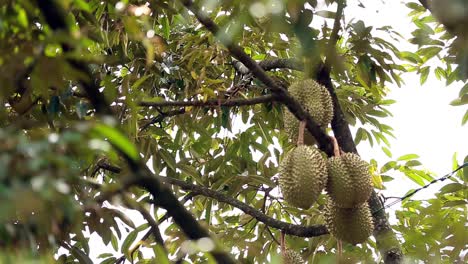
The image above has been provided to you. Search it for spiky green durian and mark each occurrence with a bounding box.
[283,79,334,145]
[326,152,373,208]
[282,249,304,264]
[278,145,328,209]
[324,199,374,245]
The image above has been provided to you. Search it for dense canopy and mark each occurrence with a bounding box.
[0,0,467,263]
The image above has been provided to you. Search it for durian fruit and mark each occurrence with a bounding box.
[283,79,334,145]
[326,152,373,208]
[324,199,374,245]
[278,145,327,209]
[282,249,304,264]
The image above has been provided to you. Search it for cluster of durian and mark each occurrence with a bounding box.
[324,152,374,245]
[279,79,374,247]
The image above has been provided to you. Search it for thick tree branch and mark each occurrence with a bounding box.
[180,0,334,157]
[96,162,328,237]
[156,176,328,238]
[37,2,235,263]
[233,59,303,74]
[139,95,274,108]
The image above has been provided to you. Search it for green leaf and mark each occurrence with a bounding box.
[97,253,113,259]
[405,160,422,167]
[162,17,171,40]
[131,74,152,90]
[464,155,468,181]
[111,234,119,251]
[153,245,171,264]
[93,123,139,161]
[381,161,397,173]
[73,0,91,12]
[121,229,139,255]
[443,200,467,208]
[439,183,465,194]
[397,154,420,161]
[315,10,336,19]
[405,2,425,11]
[16,6,28,27]
[354,128,365,145]
[100,257,117,264]
[405,171,425,186]
[179,163,202,181]
[159,149,177,172]
[420,66,430,85]
[382,146,392,158]
[70,246,93,264]
[399,51,422,64]
[461,109,468,125]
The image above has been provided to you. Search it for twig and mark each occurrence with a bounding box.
[140,108,186,131]
[331,136,341,157]
[122,195,167,252]
[297,121,306,145]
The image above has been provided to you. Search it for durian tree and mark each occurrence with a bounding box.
[0,0,466,263]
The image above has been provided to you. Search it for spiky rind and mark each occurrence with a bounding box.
[326,153,373,208]
[283,79,334,145]
[324,199,374,245]
[278,145,327,209]
[282,249,304,264]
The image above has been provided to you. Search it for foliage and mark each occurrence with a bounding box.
[0,0,466,263]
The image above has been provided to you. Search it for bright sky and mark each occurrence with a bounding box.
[83,0,468,262]
[346,0,468,200]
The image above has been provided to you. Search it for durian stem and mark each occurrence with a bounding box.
[331,136,341,157]
[297,121,306,145]
[280,231,286,253]
[337,240,342,263]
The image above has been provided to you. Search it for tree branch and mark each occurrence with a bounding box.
[156,176,328,238]
[122,195,166,252]
[140,108,186,131]
[139,95,275,108]
[180,0,334,157]
[233,58,303,74]
[96,162,328,238]
[324,0,345,71]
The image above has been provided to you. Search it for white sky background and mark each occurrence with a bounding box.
[84,0,468,261]
[344,0,468,202]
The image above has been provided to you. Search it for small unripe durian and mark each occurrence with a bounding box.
[283,79,334,145]
[278,145,327,209]
[282,249,304,264]
[326,153,373,208]
[324,199,374,245]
